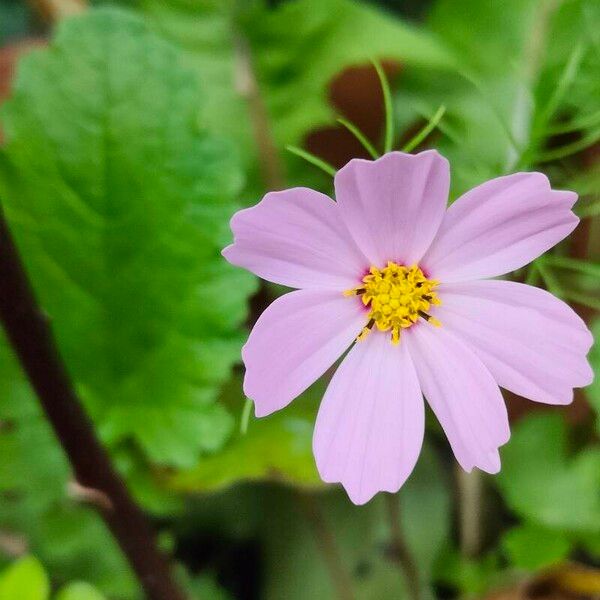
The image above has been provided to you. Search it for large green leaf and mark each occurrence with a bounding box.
[170,375,324,492]
[501,523,572,571]
[496,413,600,534]
[0,7,256,467]
[139,0,454,194]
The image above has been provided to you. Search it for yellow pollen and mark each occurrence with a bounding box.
[345,262,441,345]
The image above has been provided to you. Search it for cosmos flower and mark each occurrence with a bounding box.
[223,150,593,505]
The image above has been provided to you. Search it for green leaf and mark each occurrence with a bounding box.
[0,349,138,597]
[398,0,600,194]
[0,556,49,600]
[139,0,454,194]
[0,343,69,512]
[55,582,106,600]
[170,375,325,492]
[397,0,542,193]
[0,7,256,467]
[496,413,600,533]
[535,1,600,141]
[502,524,572,570]
[435,549,502,598]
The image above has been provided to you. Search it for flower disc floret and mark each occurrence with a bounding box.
[345,262,441,344]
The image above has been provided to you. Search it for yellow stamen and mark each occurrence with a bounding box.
[345,262,441,344]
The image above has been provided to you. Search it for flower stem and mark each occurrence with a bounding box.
[385,493,421,600]
[401,105,446,153]
[372,60,394,154]
[297,492,355,600]
[240,397,253,434]
[456,466,483,558]
[0,207,186,600]
[337,117,380,159]
[286,145,337,178]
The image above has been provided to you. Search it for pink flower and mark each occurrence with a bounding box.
[223,151,593,505]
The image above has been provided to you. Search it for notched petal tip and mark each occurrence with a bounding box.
[481,448,502,474]
[221,243,234,259]
[437,280,594,406]
[334,149,450,266]
[457,447,503,475]
[423,172,582,282]
[335,148,449,176]
[252,402,273,419]
[553,188,578,209]
[221,186,367,289]
[242,289,365,419]
[313,333,424,506]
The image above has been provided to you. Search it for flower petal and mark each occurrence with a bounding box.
[313,331,424,505]
[405,324,510,473]
[243,289,365,417]
[423,173,578,282]
[223,187,368,290]
[434,280,593,405]
[334,150,449,267]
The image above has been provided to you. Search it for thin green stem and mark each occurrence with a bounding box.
[541,255,600,279]
[337,118,379,159]
[560,290,600,311]
[536,127,600,163]
[536,260,564,297]
[536,258,600,310]
[385,494,421,600]
[548,108,600,135]
[286,145,336,178]
[240,397,253,434]
[372,60,394,154]
[402,105,446,153]
[536,43,584,132]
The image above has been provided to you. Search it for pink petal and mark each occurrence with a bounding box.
[313,332,424,505]
[334,151,449,267]
[434,280,593,405]
[223,188,368,290]
[405,324,510,473]
[423,173,578,282]
[242,289,365,417]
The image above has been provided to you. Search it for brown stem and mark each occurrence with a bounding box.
[233,32,285,190]
[0,208,187,600]
[297,492,355,600]
[385,493,421,600]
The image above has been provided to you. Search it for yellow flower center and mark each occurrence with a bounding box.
[344,262,441,345]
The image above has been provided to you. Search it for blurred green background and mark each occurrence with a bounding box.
[0,0,598,598]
